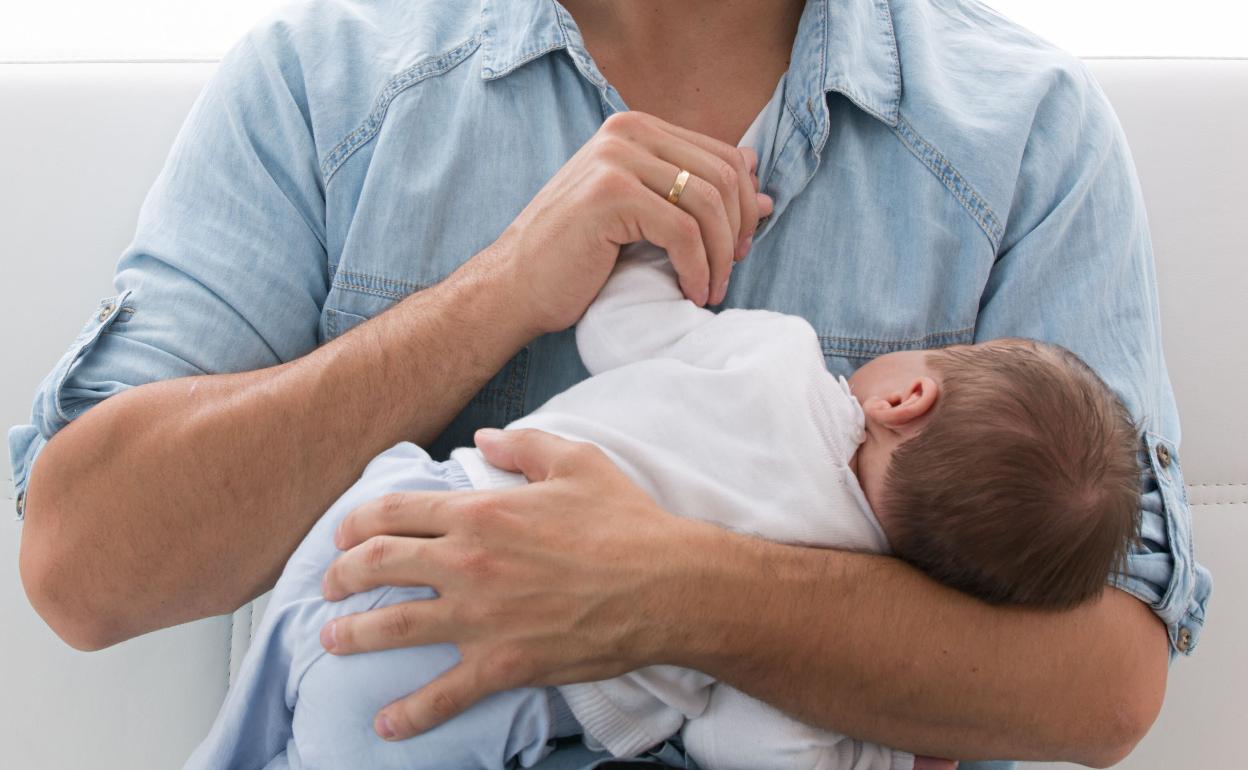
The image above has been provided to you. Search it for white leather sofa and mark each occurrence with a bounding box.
[1,58,1243,769]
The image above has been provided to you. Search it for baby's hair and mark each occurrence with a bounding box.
[881,338,1141,609]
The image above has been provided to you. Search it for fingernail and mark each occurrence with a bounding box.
[742,235,753,256]
[474,427,503,445]
[320,621,337,652]
[695,286,709,306]
[376,713,397,740]
[333,520,345,549]
[715,278,729,304]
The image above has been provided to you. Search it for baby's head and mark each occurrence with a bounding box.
[849,338,1141,609]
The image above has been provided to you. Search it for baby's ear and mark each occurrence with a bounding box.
[882,376,940,431]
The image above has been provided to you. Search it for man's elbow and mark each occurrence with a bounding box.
[1081,695,1160,768]
[18,490,128,652]
[1077,620,1168,767]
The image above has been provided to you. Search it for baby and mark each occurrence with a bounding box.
[184,242,1141,770]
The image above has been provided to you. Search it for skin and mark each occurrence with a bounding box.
[845,347,943,523]
[19,0,1167,767]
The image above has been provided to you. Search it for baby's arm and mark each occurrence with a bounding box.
[574,241,718,375]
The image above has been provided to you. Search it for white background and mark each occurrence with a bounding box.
[1,0,1247,61]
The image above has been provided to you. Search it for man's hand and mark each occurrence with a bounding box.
[495,110,772,335]
[320,427,699,740]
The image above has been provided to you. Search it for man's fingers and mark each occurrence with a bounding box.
[606,111,743,252]
[321,599,453,655]
[334,490,464,550]
[740,145,758,176]
[630,153,734,305]
[644,115,757,249]
[375,662,489,740]
[474,428,607,483]
[322,535,441,601]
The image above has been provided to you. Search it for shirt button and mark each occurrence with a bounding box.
[1156,443,1172,469]
[1177,626,1192,652]
[97,303,115,322]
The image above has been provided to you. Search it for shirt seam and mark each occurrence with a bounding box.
[890,114,1005,251]
[318,32,484,186]
[818,326,976,358]
[328,271,439,306]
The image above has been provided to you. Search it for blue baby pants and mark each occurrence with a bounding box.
[182,441,580,770]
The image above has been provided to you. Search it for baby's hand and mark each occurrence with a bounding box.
[913,757,958,770]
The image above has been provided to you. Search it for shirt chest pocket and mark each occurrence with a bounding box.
[320,284,532,459]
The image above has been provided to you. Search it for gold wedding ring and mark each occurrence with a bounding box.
[666,168,691,204]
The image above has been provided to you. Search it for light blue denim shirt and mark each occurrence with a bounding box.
[8,0,1212,766]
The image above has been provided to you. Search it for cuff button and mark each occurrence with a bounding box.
[1177,626,1192,652]
[1156,444,1172,469]
[15,491,25,517]
[97,303,115,322]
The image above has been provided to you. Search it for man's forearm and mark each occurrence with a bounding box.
[19,243,536,650]
[664,523,1169,766]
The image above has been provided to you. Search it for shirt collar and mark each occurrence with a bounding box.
[478,0,902,135]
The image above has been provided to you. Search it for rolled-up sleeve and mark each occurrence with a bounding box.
[972,60,1212,657]
[8,24,330,519]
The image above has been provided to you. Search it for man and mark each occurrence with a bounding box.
[12,1,1210,768]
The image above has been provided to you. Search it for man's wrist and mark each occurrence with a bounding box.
[642,516,773,670]
[455,233,549,342]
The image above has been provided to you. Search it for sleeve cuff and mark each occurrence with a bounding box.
[7,425,46,521]
[1108,432,1212,660]
[31,291,133,438]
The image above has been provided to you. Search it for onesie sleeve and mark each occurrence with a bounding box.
[574,242,717,375]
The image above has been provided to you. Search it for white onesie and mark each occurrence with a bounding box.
[450,242,913,770]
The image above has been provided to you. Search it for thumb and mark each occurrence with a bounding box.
[474,427,570,482]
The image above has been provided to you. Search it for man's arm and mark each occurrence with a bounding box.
[14,31,766,650]
[12,29,538,650]
[321,428,1162,766]
[673,523,1168,767]
[19,248,535,651]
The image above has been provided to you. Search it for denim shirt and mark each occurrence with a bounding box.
[7,0,1212,766]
